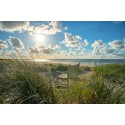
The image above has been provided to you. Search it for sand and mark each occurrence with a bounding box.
[35,60,96,67]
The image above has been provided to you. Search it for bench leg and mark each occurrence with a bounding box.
[56,77,59,88]
[67,78,70,88]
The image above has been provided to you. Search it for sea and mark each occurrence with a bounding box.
[34,59,125,65]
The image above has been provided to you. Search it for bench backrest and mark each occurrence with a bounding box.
[68,63,80,78]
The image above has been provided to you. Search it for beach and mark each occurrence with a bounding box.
[0,59,125,104]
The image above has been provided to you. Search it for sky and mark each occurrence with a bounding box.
[0,21,125,59]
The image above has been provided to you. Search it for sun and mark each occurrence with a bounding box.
[35,34,45,43]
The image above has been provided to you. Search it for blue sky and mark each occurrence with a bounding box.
[0,21,125,59]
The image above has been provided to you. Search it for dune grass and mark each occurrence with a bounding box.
[55,76,125,104]
[0,58,125,104]
[0,60,57,104]
[94,64,125,84]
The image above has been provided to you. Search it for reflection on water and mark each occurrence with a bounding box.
[34,59,50,62]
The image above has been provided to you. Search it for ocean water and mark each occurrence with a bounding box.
[49,59,125,65]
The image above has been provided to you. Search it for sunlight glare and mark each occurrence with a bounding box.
[35,34,45,43]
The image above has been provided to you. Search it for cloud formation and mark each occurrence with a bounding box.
[54,45,61,49]
[9,36,24,49]
[0,21,29,32]
[29,44,61,54]
[63,26,68,31]
[102,47,114,54]
[0,21,63,36]
[82,39,89,46]
[75,35,82,40]
[29,47,40,53]
[91,40,104,56]
[108,40,125,49]
[0,40,8,50]
[92,46,115,57]
[92,40,103,48]
[29,21,61,35]
[62,32,89,47]
[91,40,115,57]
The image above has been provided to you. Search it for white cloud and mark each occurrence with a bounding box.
[9,36,24,49]
[63,26,68,31]
[91,40,104,56]
[91,40,125,58]
[69,51,77,56]
[77,51,85,56]
[0,21,63,35]
[74,47,86,53]
[108,40,125,49]
[39,44,45,49]
[62,32,89,47]
[54,45,61,49]
[0,21,29,32]
[29,21,61,35]
[55,50,68,56]
[92,42,114,57]
[92,47,100,55]
[96,45,114,54]
[81,39,89,46]
[92,45,125,58]
[29,47,40,53]
[40,44,61,54]
[29,44,61,54]
[47,44,61,50]
[112,52,123,57]
[74,47,87,56]
[0,51,11,58]
[42,49,54,54]
[49,21,61,32]
[92,40,103,48]
[102,47,114,54]
[0,40,8,50]
[75,35,82,40]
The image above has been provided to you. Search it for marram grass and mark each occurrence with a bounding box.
[0,59,125,104]
[0,60,57,104]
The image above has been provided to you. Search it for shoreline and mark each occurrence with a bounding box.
[34,61,96,67]
[1,58,125,67]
